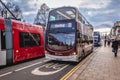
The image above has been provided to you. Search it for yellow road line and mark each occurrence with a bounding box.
[60,50,97,80]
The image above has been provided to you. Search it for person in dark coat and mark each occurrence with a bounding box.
[107,39,111,46]
[104,39,107,47]
[112,38,119,57]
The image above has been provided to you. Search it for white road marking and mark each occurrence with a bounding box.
[31,64,69,75]
[0,59,49,78]
[15,61,42,72]
[0,72,12,77]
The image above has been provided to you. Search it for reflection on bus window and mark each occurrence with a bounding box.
[48,33,75,51]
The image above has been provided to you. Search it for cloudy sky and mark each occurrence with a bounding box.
[2,0,120,32]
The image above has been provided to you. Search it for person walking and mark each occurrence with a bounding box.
[112,38,119,57]
[104,36,107,47]
[107,39,111,46]
[104,39,107,47]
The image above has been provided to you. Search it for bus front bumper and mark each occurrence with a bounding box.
[45,53,79,62]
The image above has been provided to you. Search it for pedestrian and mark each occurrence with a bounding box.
[112,38,119,57]
[104,39,107,47]
[107,39,111,46]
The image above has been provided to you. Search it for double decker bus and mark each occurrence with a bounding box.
[0,18,44,66]
[93,31,102,46]
[45,6,93,62]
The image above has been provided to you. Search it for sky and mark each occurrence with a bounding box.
[2,0,120,33]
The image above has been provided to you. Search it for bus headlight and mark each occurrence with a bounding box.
[45,50,49,54]
[72,52,76,55]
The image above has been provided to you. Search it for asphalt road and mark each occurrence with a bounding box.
[0,57,77,80]
[0,47,98,80]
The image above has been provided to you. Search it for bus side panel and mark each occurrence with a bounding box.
[12,21,44,63]
[12,21,27,62]
[76,22,84,60]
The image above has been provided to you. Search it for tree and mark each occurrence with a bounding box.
[34,3,50,28]
[6,1,23,20]
[0,0,23,21]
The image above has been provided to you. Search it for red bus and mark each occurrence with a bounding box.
[0,17,44,66]
[45,6,93,62]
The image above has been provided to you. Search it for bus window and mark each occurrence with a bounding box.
[78,15,82,22]
[50,16,56,21]
[19,32,40,47]
[47,21,76,51]
[83,35,89,45]
[48,33,75,50]
[49,7,76,21]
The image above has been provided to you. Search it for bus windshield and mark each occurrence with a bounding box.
[49,7,76,21]
[47,21,75,51]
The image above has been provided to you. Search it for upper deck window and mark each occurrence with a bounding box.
[49,7,76,21]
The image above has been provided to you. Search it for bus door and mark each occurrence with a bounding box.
[0,30,6,66]
[0,19,13,66]
[4,19,13,65]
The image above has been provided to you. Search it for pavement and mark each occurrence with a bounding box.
[61,45,120,80]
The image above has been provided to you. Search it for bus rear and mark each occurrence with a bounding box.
[93,31,101,46]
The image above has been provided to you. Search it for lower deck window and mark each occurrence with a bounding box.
[19,32,40,47]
